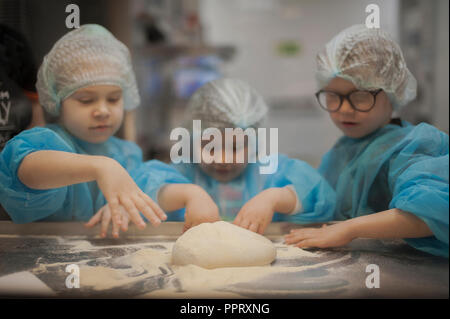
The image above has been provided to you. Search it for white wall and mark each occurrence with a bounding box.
[199,0,400,166]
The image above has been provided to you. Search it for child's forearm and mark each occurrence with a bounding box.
[266,187,297,214]
[345,208,433,239]
[18,150,109,189]
[157,184,204,212]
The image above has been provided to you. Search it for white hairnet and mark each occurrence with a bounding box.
[315,24,417,109]
[185,78,268,129]
[36,24,140,115]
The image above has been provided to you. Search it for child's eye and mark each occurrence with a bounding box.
[79,99,94,104]
[108,96,122,104]
[108,98,120,104]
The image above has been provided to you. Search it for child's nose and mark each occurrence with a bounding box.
[92,101,110,118]
[339,97,355,115]
[212,149,226,163]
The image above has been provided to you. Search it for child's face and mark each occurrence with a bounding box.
[325,77,393,138]
[60,85,124,143]
[198,130,249,183]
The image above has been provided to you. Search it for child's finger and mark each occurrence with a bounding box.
[233,211,245,225]
[183,219,192,232]
[133,195,162,227]
[249,222,259,233]
[120,196,146,229]
[140,193,167,221]
[120,212,129,232]
[285,232,306,239]
[100,209,112,238]
[289,228,306,234]
[112,215,121,238]
[257,223,267,235]
[285,230,302,239]
[284,231,307,244]
[295,239,319,249]
[107,198,122,226]
[85,208,103,228]
[232,215,242,226]
[239,219,251,230]
[287,228,317,239]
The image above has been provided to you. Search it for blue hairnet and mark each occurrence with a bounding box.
[316,24,417,110]
[185,78,268,129]
[36,24,140,115]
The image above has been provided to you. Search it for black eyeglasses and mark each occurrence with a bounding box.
[315,89,383,112]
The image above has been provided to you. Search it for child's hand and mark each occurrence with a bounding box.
[183,186,221,232]
[233,188,278,235]
[284,223,354,248]
[94,157,167,230]
[84,204,130,238]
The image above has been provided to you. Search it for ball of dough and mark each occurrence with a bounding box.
[172,221,276,269]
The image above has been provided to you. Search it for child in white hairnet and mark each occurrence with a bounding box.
[168,77,336,234]
[285,25,449,257]
[0,24,216,238]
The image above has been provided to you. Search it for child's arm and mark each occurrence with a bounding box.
[18,150,167,228]
[234,154,336,234]
[157,184,221,231]
[284,208,432,248]
[233,186,297,234]
[18,151,104,189]
[266,155,336,223]
[345,209,432,238]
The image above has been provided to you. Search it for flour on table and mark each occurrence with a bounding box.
[80,248,171,291]
[275,244,319,258]
[28,229,351,297]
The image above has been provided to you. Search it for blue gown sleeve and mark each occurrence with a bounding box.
[388,124,449,257]
[109,137,143,172]
[0,127,72,223]
[264,154,336,223]
[130,160,191,221]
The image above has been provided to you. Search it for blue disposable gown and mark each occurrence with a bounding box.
[319,121,449,257]
[170,154,336,223]
[0,124,189,223]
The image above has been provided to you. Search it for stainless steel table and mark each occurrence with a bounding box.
[0,221,447,298]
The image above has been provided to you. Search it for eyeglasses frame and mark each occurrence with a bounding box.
[315,88,383,112]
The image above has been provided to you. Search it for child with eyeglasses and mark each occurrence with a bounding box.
[285,25,449,258]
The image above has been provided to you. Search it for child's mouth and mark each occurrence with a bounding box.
[215,168,232,174]
[90,125,111,131]
[341,121,358,127]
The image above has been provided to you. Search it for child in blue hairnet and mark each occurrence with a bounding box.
[0,25,216,238]
[285,25,449,258]
[168,77,336,234]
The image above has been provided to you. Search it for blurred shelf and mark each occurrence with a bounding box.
[134,44,236,61]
